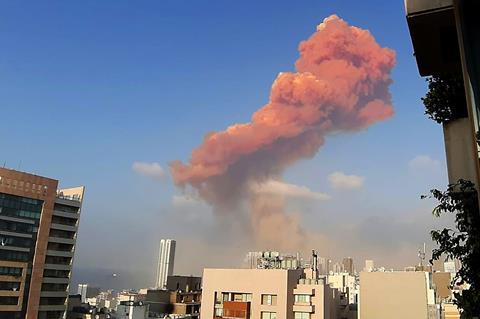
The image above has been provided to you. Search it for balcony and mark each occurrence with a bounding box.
[50,223,77,232]
[293,304,314,313]
[218,301,250,319]
[405,0,461,76]
[48,237,76,245]
[52,210,79,219]
[56,193,81,203]
[38,304,66,311]
[40,291,68,298]
[46,250,73,258]
[42,277,70,284]
[44,264,72,271]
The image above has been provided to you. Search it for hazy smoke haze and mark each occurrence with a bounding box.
[170,15,396,253]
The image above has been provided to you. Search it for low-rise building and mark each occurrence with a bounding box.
[116,300,148,319]
[167,275,202,292]
[145,289,201,318]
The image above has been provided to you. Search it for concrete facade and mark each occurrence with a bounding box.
[359,271,436,319]
[201,268,337,319]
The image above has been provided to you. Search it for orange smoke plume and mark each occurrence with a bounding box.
[170,15,395,249]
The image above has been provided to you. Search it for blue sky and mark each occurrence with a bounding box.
[0,1,449,288]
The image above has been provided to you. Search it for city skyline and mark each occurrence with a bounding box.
[0,1,452,289]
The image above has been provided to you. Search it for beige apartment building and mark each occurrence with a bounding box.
[359,271,438,319]
[201,268,338,319]
[0,167,85,319]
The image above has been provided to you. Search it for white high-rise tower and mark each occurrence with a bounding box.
[156,239,176,289]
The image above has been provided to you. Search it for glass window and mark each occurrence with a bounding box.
[261,311,277,319]
[261,294,277,305]
[0,267,22,276]
[0,250,29,262]
[0,192,43,220]
[294,294,311,303]
[294,312,310,319]
[222,292,229,302]
[0,281,21,291]
[0,296,18,305]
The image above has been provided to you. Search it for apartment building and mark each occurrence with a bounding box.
[201,268,338,319]
[359,271,437,319]
[156,239,176,289]
[0,167,85,319]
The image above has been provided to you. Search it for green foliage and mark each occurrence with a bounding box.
[424,180,480,318]
[422,74,468,124]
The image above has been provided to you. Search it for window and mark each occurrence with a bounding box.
[233,293,252,302]
[0,235,32,248]
[214,308,223,317]
[261,311,277,319]
[0,281,20,291]
[0,250,29,262]
[0,193,43,220]
[294,312,310,319]
[43,269,70,278]
[0,220,37,234]
[0,267,22,276]
[261,294,277,306]
[0,296,18,305]
[294,294,311,304]
[222,292,229,302]
[215,292,222,304]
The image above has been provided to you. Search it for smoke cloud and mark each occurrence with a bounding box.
[170,15,395,251]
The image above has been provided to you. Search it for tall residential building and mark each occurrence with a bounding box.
[156,239,176,289]
[332,262,343,274]
[364,259,374,272]
[318,257,331,275]
[0,167,85,319]
[201,268,339,319]
[77,283,100,303]
[342,257,354,275]
[77,284,88,303]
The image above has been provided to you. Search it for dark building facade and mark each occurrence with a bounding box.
[0,168,84,319]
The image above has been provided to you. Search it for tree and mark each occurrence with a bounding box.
[422,73,468,124]
[424,180,480,317]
